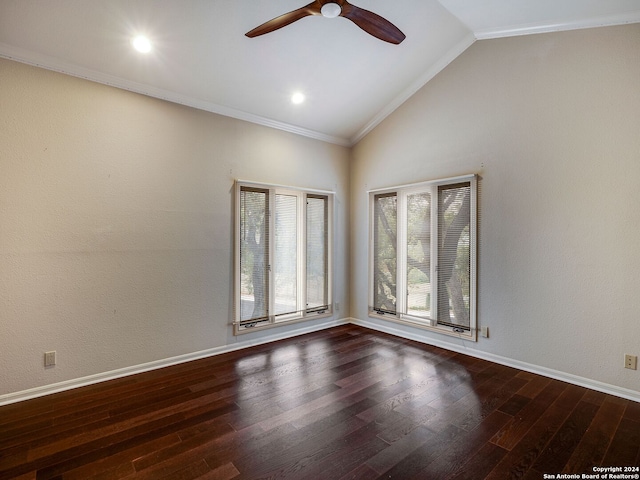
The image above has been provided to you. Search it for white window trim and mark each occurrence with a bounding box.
[368,174,478,341]
[234,180,334,335]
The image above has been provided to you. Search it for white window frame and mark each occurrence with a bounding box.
[234,180,333,335]
[368,174,478,341]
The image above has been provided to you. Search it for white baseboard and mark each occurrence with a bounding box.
[3,316,638,406]
[350,317,640,403]
[0,317,349,407]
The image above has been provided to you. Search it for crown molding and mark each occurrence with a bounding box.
[474,10,640,39]
[0,42,352,148]
[2,10,638,150]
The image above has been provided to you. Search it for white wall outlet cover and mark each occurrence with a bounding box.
[44,351,56,367]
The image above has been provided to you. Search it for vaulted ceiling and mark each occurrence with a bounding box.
[1,0,638,146]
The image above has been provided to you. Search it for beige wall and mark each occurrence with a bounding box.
[2,23,639,401]
[351,24,640,392]
[0,58,351,397]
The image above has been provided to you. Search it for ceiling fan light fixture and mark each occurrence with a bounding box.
[321,3,342,18]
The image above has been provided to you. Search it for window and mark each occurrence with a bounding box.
[235,181,333,334]
[369,175,477,339]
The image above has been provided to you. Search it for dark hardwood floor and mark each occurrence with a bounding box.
[1,325,639,479]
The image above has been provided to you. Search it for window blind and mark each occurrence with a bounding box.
[373,192,397,314]
[306,195,329,312]
[437,182,471,329]
[274,194,298,317]
[406,192,431,319]
[239,187,269,324]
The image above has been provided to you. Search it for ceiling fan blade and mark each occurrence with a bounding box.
[245,3,321,38]
[340,2,405,44]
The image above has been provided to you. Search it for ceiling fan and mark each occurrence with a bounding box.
[245,1,405,45]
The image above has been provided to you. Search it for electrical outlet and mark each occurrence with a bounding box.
[624,354,637,370]
[481,326,489,338]
[44,351,56,367]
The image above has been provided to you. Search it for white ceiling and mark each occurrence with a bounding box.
[1,0,639,146]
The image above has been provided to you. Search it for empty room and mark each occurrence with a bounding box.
[1,1,639,478]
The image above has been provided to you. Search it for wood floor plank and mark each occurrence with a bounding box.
[516,373,552,399]
[158,459,212,480]
[483,383,587,480]
[490,379,567,450]
[531,399,600,473]
[294,422,388,480]
[10,401,237,480]
[365,425,435,474]
[181,424,266,473]
[602,417,640,467]
[623,399,640,422]
[60,432,181,479]
[448,442,508,480]
[421,369,512,434]
[411,411,512,479]
[199,462,240,480]
[356,374,441,424]
[132,422,235,472]
[373,423,465,479]
[450,376,528,432]
[337,463,379,480]
[0,325,638,480]
[289,393,379,432]
[229,415,369,477]
[393,369,480,419]
[208,398,364,473]
[562,396,627,473]
[374,406,439,444]
[7,472,36,480]
[497,393,531,416]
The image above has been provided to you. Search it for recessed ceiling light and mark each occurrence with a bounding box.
[132,35,152,53]
[291,92,305,105]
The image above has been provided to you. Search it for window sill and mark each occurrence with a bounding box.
[234,310,334,336]
[368,311,477,342]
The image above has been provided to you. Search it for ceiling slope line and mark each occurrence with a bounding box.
[474,10,640,39]
[0,42,352,148]
[349,31,477,146]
